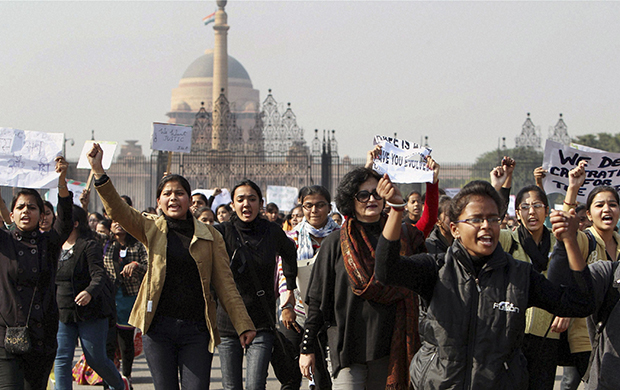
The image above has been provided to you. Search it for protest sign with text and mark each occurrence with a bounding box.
[372,135,434,183]
[542,139,620,203]
[151,123,192,153]
[0,128,64,188]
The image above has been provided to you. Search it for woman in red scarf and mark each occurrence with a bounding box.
[299,166,431,390]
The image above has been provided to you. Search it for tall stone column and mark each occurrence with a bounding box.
[212,0,229,151]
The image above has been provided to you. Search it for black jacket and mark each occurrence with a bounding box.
[56,237,114,323]
[376,237,594,390]
[425,225,450,255]
[0,194,73,355]
[215,218,297,336]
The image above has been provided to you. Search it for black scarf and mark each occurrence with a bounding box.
[517,225,551,273]
[230,217,269,275]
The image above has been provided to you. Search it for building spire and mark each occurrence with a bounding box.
[211,0,229,151]
[212,0,229,103]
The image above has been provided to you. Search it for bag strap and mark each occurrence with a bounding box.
[509,236,519,256]
[585,230,598,261]
[0,285,37,328]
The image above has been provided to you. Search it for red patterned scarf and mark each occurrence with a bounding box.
[341,215,422,390]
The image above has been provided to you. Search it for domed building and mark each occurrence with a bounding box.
[166,49,260,143]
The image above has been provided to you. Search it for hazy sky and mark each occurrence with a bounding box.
[2,1,619,164]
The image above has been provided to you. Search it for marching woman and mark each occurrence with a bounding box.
[216,204,233,224]
[0,157,74,389]
[498,184,558,390]
[300,167,427,390]
[548,161,620,390]
[277,185,340,390]
[215,179,297,390]
[87,143,255,390]
[39,201,56,233]
[375,175,595,389]
[53,205,124,390]
[103,218,148,384]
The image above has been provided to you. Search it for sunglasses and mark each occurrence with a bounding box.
[354,189,382,203]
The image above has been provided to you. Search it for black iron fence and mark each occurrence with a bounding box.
[0,155,543,214]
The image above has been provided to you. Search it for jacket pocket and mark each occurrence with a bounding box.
[410,343,438,389]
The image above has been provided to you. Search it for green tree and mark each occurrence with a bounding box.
[573,132,620,153]
[471,147,543,192]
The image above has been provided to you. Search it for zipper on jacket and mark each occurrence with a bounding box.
[464,272,480,390]
[418,350,437,386]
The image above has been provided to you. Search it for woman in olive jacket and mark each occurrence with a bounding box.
[88,143,255,390]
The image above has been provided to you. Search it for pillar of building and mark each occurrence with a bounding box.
[212,0,229,151]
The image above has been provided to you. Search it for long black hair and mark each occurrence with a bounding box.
[72,205,94,240]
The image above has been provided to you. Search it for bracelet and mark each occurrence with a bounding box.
[563,200,577,207]
[386,200,407,208]
[58,185,67,189]
[94,171,106,177]
[281,302,294,311]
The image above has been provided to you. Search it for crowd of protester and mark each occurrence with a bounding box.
[0,143,618,390]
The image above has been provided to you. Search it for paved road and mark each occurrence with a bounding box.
[68,347,582,390]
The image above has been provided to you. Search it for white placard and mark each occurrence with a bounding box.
[0,128,64,189]
[77,141,117,170]
[151,123,192,153]
[371,135,434,183]
[266,186,298,212]
[46,179,87,208]
[542,139,620,203]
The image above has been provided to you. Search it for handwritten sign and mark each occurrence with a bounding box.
[77,141,117,170]
[542,139,620,203]
[266,186,298,212]
[151,123,192,153]
[372,135,434,183]
[0,128,64,189]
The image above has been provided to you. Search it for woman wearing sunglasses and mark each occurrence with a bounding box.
[300,167,427,389]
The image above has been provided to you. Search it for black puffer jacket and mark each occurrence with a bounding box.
[376,237,594,390]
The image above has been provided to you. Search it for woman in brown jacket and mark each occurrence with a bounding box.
[87,143,255,390]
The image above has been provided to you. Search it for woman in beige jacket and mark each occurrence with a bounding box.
[88,143,255,390]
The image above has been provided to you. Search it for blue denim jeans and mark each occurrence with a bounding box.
[55,318,124,390]
[218,331,275,390]
[142,316,213,390]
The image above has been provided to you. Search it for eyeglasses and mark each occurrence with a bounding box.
[354,189,382,203]
[455,217,502,227]
[518,203,546,212]
[302,202,328,210]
